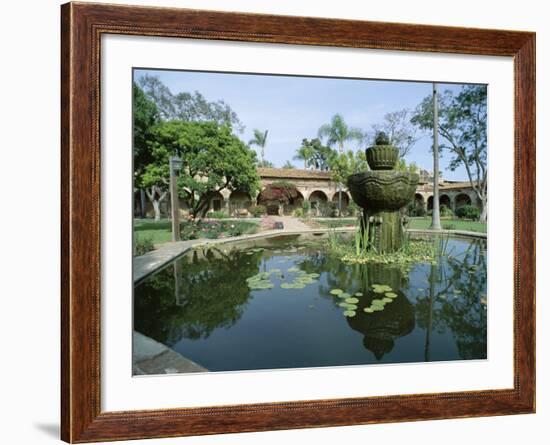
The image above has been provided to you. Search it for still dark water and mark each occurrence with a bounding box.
[134,234,487,373]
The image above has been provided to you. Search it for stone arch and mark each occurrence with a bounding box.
[209,191,225,212]
[332,191,350,209]
[414,193,425,208]
[283,190,304,215]
[427,195,434,211]
[309,190,328,216]
[439,194,451,211]
[229,191,252,215]
[455,193,472,208]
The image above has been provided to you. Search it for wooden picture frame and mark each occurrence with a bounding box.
[61,2,535,442]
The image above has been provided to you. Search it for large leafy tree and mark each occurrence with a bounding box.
[137,74,244,132]
[329,149,368,185]
[149,120,260,219]
[249,129,269,163]
[294,138,335,170]
[366,109,419,158]
[133,83,160,174]
[411,85,488,221]
[133,83,161,218]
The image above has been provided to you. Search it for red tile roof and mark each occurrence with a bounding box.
[257,168,332,180]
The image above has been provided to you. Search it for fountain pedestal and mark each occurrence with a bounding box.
[347,133,418,254]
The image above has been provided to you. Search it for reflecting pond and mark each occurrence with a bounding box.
[134,234,487,373]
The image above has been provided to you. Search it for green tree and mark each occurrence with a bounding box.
[294,140,315,169]
[294,138,336,170]
[133,83,160,176]
[395,159,419,173]
[329,149,368,185]
[281,160,295,169]
[137,74,244,132]
[318,114,363,153]
[133,83,161,218]
[318,114,363,215]
[411,85,488,221]
[249,129,269,163]
[149,120,260,219]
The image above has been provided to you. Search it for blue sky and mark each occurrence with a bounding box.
[135,69,483,181]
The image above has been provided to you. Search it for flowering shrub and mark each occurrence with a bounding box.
[257,181,300,208]
[180,219,258,240]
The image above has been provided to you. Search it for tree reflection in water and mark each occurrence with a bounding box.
[134,245,261,346]
[414,237,487,361]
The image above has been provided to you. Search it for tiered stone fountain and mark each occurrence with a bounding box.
[347,132,419,254]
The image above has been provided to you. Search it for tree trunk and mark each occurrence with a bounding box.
[479,195,487,222]
[152,200,161,221]
[139,190,147,218]
[144,186,167,222]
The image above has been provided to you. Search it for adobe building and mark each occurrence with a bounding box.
[135,167,481,218]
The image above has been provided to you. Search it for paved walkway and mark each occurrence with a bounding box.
[133,331,207,375]
[270,215,311,231]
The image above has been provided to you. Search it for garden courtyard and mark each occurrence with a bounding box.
[131,70,488,375]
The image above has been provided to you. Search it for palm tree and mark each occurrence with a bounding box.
[318,114,363,215]
[249,129,269,163]
[294,144,315,169]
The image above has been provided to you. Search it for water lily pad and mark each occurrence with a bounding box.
[373,288,386,294]
[308,273,320,278]
[345,297,359,304]
[382,297,393,303]
[364,307,374,313]
[287,267,300,273]
[339,292,351,299]
[354,292,363,297]
[330,289,344,296]
[343,310,356,317]
[248,280,274,290]
[346,304,358,310]
[384,292,398,299]
[338,302,350,308]
[280,283,294,289]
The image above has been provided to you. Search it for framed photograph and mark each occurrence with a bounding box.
[61,2,535,442]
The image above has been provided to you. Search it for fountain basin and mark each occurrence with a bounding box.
[347,171,419,212]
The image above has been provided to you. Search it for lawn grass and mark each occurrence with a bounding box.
[408,217,486,233]
[134,219,173,245]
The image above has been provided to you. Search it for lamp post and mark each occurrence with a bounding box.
[169,155,183,242]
